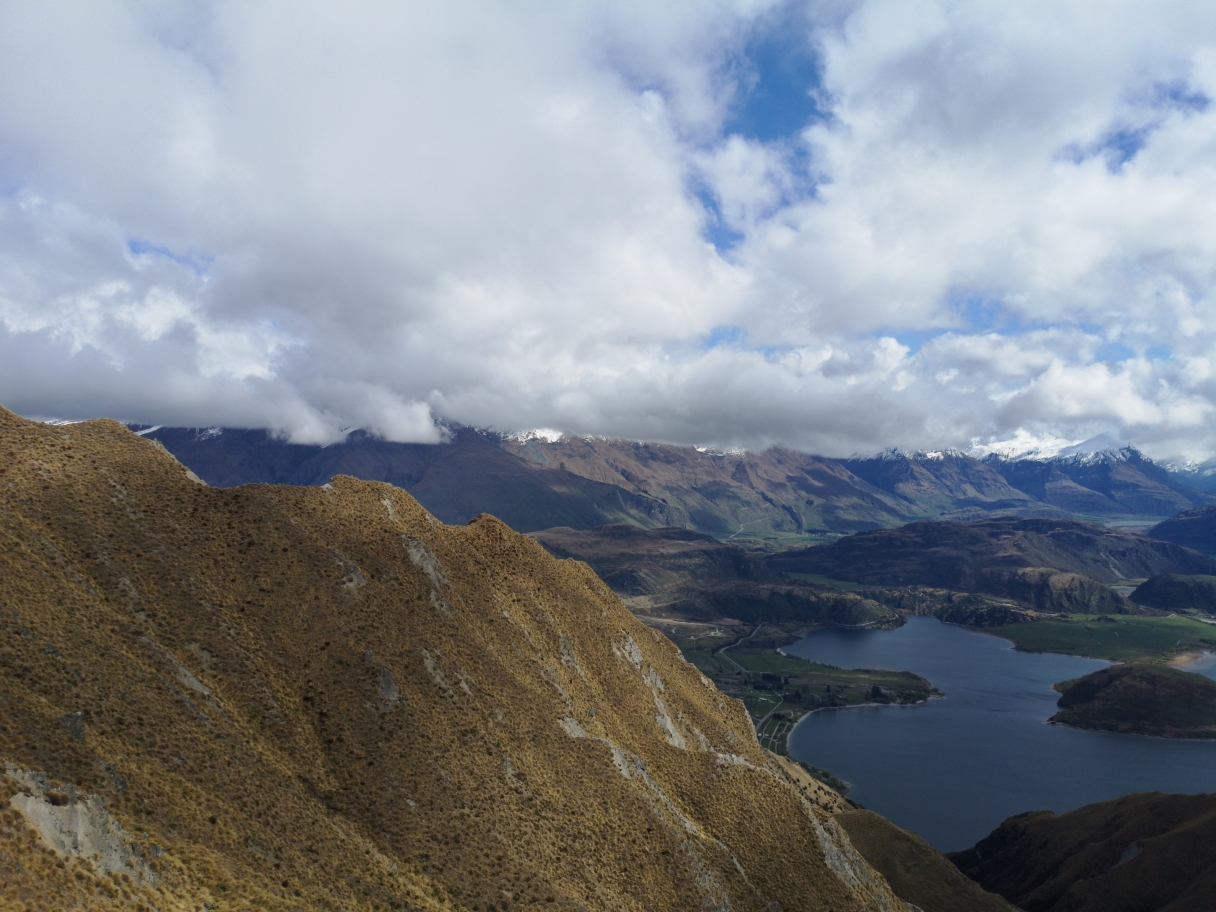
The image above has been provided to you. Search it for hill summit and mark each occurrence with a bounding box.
[0,407,911,911]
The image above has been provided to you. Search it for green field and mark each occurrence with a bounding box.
[728,648,928,688]
[988,615,1216,663]
[730,531,843,547]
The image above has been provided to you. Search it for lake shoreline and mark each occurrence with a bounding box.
[783,616,1216,852]
[784,691,944,753]
[1170,648,1216,667]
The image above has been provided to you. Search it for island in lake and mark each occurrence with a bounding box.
[1050,663,1216,739]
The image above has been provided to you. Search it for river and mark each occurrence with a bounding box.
[785,616,1216,852]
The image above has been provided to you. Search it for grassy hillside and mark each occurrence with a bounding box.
[950,792,1216,912]
[1148,504,1216,556]
[838,810,1018,912]
[1130,573,1216,612]
[0,407,913,912]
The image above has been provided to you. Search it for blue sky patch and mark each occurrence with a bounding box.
[704,325,747,350]
[724,6,825,143]
[692,183,745,253]
[1150,80,1210,115]
[127,238,213,276]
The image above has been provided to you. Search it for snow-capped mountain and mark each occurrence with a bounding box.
[981,440,1211,517]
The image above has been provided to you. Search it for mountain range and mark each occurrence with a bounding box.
[134,425,1215,537]
[6,408,1216,911]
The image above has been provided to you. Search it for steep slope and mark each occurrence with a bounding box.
[0,408,910,912]
[768,517,1216,590]
[984,447,1213,517]
[836,810,1019,912]
[949,792,1216,912]
[1148,504,1216,555]
[502,438,918,534]
[1164,456,1216,494]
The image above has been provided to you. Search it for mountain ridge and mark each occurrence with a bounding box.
[130,424,1214,538]
[0,406,916,911]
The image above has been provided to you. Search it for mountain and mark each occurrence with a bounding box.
[0,407,916,911]
[1147,504,1216,555]
[840,449,1038,516]
[837,810,1019,912]
[982,446,1213,517]
[1162,455,1216,494]
[500,436,926,534]
[766,517,1216,599]
[950,792,1216,912]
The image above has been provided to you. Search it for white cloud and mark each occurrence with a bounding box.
[2,1,1216,458]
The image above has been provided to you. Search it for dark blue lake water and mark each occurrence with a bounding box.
[785,617,1216,852]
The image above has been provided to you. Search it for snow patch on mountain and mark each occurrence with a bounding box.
[505,428,564,443]
[967,430,1085,460]
[862,446,967,462]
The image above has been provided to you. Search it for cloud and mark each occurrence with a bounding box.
[2,1,1216,458]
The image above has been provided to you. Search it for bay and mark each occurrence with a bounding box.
[785,616,1216,852]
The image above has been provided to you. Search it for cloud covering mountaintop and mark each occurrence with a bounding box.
[2,1,1216,458]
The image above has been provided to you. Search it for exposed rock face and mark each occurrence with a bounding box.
[1049,663,1216,738]
[1131,573,1216,612]
[6,763,155,883]
[0,407,910,912]
[949,792,1216,912]
[974,567,1139,615]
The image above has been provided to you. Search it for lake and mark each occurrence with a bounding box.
[785,617,1216,852]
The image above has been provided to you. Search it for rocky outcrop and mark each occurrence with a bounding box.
[6,763,155,883]
[974,568,1139,615]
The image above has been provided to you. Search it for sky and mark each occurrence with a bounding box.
[3,1,1216,460]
